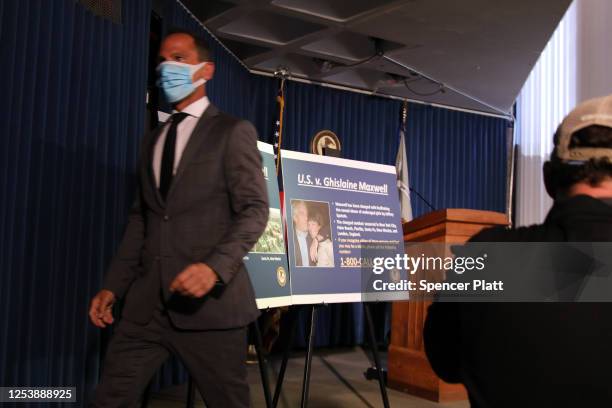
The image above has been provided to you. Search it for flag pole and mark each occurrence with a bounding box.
[276,78,285,175]
[396,100,413,223]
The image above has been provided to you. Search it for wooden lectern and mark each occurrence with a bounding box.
[387,209,509,402]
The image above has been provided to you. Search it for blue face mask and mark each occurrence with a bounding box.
[157,61,207,103]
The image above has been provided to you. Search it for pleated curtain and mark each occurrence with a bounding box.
[0,0,151,402]
[0,0,510,399]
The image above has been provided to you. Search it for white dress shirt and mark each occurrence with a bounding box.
[296,230,310,266]
[153,96,210,187]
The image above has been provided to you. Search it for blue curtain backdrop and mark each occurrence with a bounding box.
[0,0,509,401]
[0,0,151,403]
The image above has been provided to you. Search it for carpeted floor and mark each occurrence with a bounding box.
[148,347,469,408]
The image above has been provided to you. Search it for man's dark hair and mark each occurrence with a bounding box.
[546,125,612,195]
[166,28,212,62]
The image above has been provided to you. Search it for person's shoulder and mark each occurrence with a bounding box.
[214,108,256,133]
[139,125,163,150]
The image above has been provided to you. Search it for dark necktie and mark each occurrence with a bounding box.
[159,112,188,200]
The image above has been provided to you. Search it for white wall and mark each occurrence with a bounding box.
[576,0,612,103]
[515,0,612,227]
[515,2,577,227]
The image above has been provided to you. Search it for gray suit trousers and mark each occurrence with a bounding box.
[90,303,249,408]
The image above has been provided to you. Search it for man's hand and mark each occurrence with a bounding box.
[89,289,116,328]
[170,263,218,298]
[309,239,319,263]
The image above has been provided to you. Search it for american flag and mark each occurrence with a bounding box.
[395,101,413,223]
[273,79,285,174]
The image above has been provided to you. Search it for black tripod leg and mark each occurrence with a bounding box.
[273,307,298,408]
[365,303,390,408]
[251,321,273,408]
[185,376,195,408]
[300,306,317,408]
[140,381,151,408]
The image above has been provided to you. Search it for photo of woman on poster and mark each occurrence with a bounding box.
[308,210,334,267]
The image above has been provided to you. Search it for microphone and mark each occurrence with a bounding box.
[409,186,436,212]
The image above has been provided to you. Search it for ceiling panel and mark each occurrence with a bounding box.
[183,0,572,116]
[271,0,401,22]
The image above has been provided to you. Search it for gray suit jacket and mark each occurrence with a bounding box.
[103,105,269,330]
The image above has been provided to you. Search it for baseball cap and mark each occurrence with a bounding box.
[554,94,612,162]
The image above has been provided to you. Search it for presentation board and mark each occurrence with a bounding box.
[243,142,291,308]
[280,149,407,304]
[156,118,405,306]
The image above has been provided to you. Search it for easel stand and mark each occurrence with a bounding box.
[364,303,391,408]
[273,303,390,408]
[180,321,273,408]
[251,319,274,408]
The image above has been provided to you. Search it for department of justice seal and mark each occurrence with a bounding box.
[276,266,287,287]
[311,130,341,155]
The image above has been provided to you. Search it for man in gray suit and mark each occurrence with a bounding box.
[88,30,269,407]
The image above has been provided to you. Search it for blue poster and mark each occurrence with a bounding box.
[280,150,407,304]
[243,142,291,308]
